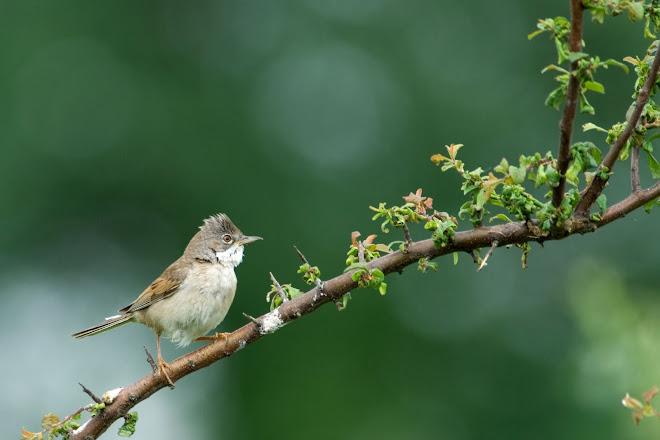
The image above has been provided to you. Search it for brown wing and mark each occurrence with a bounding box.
[119,258,191,313]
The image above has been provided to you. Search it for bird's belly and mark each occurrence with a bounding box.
[140,264,237,346]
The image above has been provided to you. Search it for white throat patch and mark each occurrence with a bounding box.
[215,245,244,267]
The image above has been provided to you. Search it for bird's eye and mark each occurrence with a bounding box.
[222,234,232,243]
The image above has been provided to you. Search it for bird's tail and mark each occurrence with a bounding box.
[72,314,134,339]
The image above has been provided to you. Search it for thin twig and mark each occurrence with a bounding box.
[552,0,584,208]
[78,383,101,404]
[575,44,660,217]
[402,223,413,247]
[631,145,641,192]
[269,272,288,302]
[29,404,95,440]
[357,240,366,263]
[469,250,480,265]
[143,347,157,373]
[477,240,499,271]
[526,158,552,171]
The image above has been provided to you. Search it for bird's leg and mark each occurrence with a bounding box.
[195,332,230,344]
[156,333,175,388]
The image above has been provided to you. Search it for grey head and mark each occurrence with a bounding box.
[185,213,262,266]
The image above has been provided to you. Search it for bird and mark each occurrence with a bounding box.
[72,213,262,387]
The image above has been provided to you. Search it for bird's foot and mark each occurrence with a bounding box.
[157,356,175,389]
[195,332,230,345]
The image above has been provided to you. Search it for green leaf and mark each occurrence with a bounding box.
[527,28,546,40]
[475,189,486,210]
[643,198,658,213]
[378,282,387,295]
[494,157,509,174]
[509,166,526,184]
[342,292,352,309]
[620,142,632,160]
[579,92,595,114]
[381,219,390,233]
[489,213,512,223]
[646,151,660,178]
[565,161,581,186]
[555,38,568,64]
[541,64,569,74]
[582,122,607,132]
[603,58,629,73]
[453,252,458,265]
[567,52,589,62]
[628,2,645,21]
[545,166,560,186]
[344,263,368,273]
[545,86,566,110]
[118,412,138,437]
[370,269,385,283]
[596,194,607,213]
[584,80,605,93]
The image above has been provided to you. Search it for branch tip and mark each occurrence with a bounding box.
[478,240,499,271]
[143,346,157,373]
[293,245,309,264]
[78,383,102,404]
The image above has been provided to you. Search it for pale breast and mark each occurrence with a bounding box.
[138,262,237,346]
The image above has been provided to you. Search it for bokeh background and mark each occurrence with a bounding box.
[2,1,660,439]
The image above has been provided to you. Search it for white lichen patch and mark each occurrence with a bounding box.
[73,419,90,434]
[102,387,123,404]
[260,310,284,334]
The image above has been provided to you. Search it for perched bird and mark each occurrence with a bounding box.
[72,213,262,387]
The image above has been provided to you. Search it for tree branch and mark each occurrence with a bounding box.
[631,145,641,193]
[598,181,660,226]
[574,45,660,217]
[552,0,584,208]
[68,193,659,439]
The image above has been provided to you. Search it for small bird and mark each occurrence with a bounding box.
[72,213,262,387]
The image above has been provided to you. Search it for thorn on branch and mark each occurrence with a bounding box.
[78,383,102,404]
[478,240,499,271]
[143,346,157,373]
[358,240,366,263]
[293,245,309,265]
[269,272,289,303]
[243,312,261,327]
[469,250,480,265]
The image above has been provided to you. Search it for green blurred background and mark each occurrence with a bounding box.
[2,1,660,439]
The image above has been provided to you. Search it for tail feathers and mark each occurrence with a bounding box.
[72,314,134,339]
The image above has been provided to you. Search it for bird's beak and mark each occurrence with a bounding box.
[240,235,263,245]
